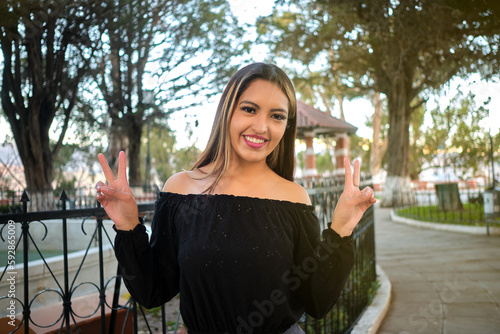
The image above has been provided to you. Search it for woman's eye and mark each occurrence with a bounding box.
[242,106,256,114]
[272,114,287,121]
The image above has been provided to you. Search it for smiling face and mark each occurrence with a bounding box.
[229,79,289,167]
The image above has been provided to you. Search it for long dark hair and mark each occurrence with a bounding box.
[192,63,297,193]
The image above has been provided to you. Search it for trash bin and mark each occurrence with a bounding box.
[484,187,500,218]
[484,187,500,235]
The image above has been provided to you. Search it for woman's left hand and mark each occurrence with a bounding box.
[330,158,376,237]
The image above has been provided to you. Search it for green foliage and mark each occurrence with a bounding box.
[315,150,334,175]
[51,139,106,193]
[367,280,381,305]
[296,149,305,171]
[53,144,78,192]
[260,0,500,96]
[140,122,200,186]
[350,134,371,173]
[413,92,491,178]
[0,204,22,214]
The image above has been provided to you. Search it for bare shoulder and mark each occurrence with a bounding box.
[271,176,312,206]
[162,171,191,193]
[162,170,208,194]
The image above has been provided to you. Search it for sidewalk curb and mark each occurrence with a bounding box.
[391,211,500,236]
[351,265,391,334]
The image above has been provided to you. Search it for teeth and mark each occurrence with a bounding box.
[245,136,265,144]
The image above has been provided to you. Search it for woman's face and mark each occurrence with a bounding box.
[229,79,289,167]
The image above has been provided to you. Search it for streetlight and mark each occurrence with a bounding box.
[143,90,155,192]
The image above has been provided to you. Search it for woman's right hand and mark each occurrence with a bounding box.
[96,151,139,231]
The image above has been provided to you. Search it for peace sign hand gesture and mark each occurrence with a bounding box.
[330,158,376,237]
[96,151,139,231]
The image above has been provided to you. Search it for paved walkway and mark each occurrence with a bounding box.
[374,207,500,334]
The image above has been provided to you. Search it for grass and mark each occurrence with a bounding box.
[396,203,500,226]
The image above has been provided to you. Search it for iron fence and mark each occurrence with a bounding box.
[301,178,376,333]
[0,181,375,333]
[391,184,489,225]
[0,186,160,213]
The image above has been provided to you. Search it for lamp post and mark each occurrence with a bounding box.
[489,130,495,187]
[143,90,155,192]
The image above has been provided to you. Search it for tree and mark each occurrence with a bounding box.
[258,0,500,206]
[139,121,200,187]
[349,133,371,174]
[415,92,491,179]
[288,64,365,120]
[89,0,243,186]
[0,0,103,209]
[53,141,106,194]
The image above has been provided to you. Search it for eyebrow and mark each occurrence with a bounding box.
[239,100,288,114]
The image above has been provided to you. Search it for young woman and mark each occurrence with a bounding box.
[96,63,376,334]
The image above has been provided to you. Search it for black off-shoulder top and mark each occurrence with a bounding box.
[114,192,354,334]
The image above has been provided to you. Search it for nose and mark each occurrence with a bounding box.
[251,113,268,134]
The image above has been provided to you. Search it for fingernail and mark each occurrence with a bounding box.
[96,185,101,191]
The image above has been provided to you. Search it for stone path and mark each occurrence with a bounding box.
[374,207,500,334]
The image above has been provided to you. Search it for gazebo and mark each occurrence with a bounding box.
[296,100,357,177]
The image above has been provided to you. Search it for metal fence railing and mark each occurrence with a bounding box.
[301,178,376,333]
[0,186,160,213]
[0,180,376,334]
[391,184,491,225]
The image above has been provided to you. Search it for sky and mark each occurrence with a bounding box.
[1,0,499,151]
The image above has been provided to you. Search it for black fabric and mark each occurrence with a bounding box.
[114,192,355,334]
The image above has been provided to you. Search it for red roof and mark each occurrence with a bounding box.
[296,100,357,137]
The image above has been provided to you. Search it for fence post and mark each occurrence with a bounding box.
[20,191,30,334]
[109,266,122,334]
[60,191,71,333]
[96,202,107,333]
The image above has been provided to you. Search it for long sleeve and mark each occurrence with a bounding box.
[114,199,180,308]
[290,211,355,319]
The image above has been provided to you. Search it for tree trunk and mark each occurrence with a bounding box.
[126,113,144,187]
[380,84,413,207]
[2,79,56,210]
[106,118,128,175]
[14,128,55,211]
[370,92,387,176]
[105,114,143,187]
[336,94,345,121]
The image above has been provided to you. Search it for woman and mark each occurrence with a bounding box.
[96,63,376,334]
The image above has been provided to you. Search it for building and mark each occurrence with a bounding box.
[296,100,357,177]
